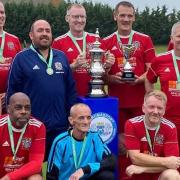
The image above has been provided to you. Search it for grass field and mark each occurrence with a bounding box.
[155,44,167,54]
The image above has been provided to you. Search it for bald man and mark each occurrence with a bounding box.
[6,19,77,159]
[0,92,46,180]
[47,103,116,180]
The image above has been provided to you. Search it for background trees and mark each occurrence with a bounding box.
[4,1,180,46]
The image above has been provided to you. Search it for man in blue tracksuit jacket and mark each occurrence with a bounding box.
[6,19,77,159]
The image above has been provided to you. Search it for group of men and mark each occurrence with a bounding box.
[1,0,180,179]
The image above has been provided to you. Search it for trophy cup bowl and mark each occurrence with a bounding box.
[87,28,107,98]
[120,44,136,81]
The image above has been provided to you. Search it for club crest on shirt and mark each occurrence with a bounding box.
[7,42,15,50]
[155,134,164,145]
[22,138,32,149]
[133,41,140,49]
[55,62,63,71]
[87,43,94,51]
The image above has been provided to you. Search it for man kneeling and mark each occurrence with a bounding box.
[47,103,116,180]
[125,90,180,180]
[0,92,46,180]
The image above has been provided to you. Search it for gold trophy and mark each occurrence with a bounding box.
[87,28,106,97]
[121,44,136,81]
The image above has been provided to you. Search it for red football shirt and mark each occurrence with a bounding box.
[146,51,180,124]
[0,32,22,93]
[125,115,179,180]
[0,115,46,179]
[102,31,155,108]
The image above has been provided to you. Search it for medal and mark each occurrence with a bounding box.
[46,68,54,75]
[30,45,54,75]
[0,31,5,63]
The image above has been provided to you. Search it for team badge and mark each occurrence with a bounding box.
[155,134,164,145]
[7,42,15,50]
[22,138,32,149]
[90,112,117,144]
[55,62,63,71]
[133,41,140,49]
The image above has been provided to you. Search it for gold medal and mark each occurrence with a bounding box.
[46,68,54,75]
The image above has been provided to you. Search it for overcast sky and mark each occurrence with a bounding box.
[78,0,180,13]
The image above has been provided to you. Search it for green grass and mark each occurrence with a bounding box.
[42,162,47,180]
[154,44,166,90]
[155,44,167,54]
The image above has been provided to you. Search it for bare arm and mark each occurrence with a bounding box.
[128,150,180,169]
[145,78,154,92]
[126,164,167,177]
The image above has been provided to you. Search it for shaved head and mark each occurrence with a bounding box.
[9,92,30,105]
[70,103,91,118]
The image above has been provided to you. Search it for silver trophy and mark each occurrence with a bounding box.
[87,28,107,97]
[120,44,136,81]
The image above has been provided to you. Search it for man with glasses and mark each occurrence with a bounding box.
[52,3,115,96]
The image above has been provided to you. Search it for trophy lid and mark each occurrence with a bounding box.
[89,28,104,53]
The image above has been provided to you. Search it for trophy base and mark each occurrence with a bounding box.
[87,80,107,98]
[121,72,135,81]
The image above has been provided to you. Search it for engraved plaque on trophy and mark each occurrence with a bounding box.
[87,28,107,98]
[120,44,136,81]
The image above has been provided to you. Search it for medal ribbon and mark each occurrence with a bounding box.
[0,31,5,62]
[67,31,86,54]
[116,30,134,45]
[8,117,27,160]
[172,50,180,82]
[144,120,160,156]
[30,44,53,71]
[71,130,87,169]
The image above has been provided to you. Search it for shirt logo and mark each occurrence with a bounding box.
[67,48,73,52]
[2,141,10,147]
[33,65,40,70]
[22,138,32,149]
[155,134,164,145]
[7,42,15,50]
[54,62,63,71]
[111,46,118,51]
[140,136,147,141]
[164,67,170,72]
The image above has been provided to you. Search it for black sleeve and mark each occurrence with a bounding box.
[46,164,59,180]
[100,153,117,171]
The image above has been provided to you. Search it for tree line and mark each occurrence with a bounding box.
[4,1,180,46]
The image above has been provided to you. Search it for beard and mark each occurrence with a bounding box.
[33,36,52,50]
